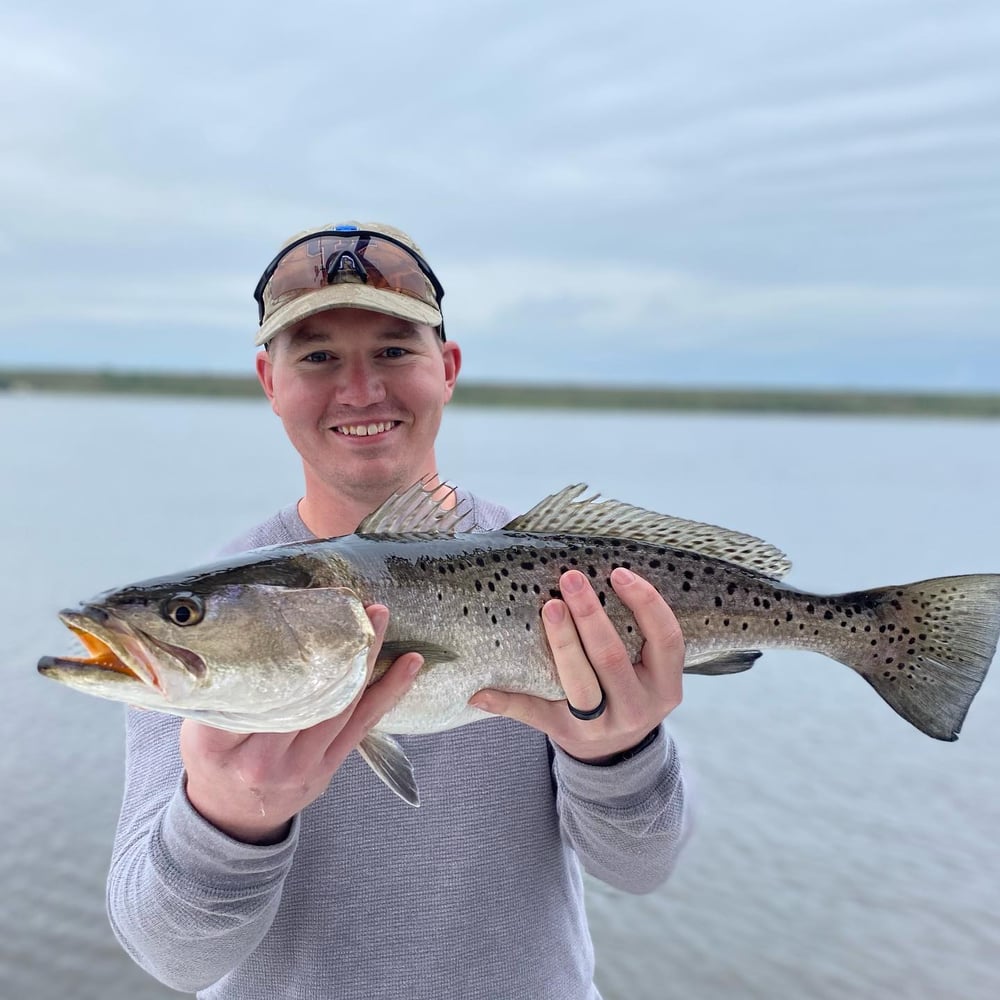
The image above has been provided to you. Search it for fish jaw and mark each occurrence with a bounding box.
[37,606,203,706]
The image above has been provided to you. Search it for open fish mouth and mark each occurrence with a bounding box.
[38,608,177,694]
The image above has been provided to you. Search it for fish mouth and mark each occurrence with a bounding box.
[38,607,203,697]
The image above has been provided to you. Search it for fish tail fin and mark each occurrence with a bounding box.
[835,574,1000,740]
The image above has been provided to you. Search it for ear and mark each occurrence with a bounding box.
[256,349,280,415]
[441,341,461,403]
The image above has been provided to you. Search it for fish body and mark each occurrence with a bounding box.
[39,483,1000,804]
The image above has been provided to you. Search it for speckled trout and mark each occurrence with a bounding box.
[39,483,1000,804]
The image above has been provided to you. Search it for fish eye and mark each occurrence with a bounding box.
[163,593,205,627]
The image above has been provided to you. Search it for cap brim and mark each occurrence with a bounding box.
[255,285,442,347]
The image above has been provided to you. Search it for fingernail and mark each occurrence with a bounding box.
[469,694,492,712]
[561,571,585,594]
[612,567,636,585]
[543,601,566,623]
[407,655,424,677]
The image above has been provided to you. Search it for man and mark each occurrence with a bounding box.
[107,222,690,999]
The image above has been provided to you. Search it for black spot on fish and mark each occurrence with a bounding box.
[521,561,535,570]
[649,559,661,568]
[714,596,723,607]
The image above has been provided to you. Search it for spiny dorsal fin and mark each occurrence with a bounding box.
[357,477,475,536]
[504,485,792,580]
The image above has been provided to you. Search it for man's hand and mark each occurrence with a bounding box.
[180,605,422,845]
[469,568,684,763]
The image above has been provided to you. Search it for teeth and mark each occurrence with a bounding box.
[337,422,395,437]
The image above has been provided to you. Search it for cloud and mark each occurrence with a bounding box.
[0,0,997,390]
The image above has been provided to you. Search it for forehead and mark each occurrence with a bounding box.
[279,309,434,351]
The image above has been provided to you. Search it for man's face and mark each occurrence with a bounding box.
[257,307,461,504]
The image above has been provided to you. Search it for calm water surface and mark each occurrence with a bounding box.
[1,393,997,999]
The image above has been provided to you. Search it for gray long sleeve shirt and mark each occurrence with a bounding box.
[107,492,690,999]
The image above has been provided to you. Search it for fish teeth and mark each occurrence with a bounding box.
[336,422,395,437]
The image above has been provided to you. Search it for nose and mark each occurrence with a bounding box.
[335,357,387,406]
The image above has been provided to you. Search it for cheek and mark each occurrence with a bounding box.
[271,378,325,425]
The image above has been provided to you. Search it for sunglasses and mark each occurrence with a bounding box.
[253,227,446,337]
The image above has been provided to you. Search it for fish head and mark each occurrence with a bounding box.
[38,551,375,732]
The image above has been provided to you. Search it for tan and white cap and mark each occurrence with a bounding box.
[254,221,444,347]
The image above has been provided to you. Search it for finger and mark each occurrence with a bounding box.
[557,570,635,690]
[321,652,423,770]
[469,688,563,736]
[610,567,685,698]
[541,596,604,714]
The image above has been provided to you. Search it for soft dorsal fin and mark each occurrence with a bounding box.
[357,478,475,536]
[504,485,792,579]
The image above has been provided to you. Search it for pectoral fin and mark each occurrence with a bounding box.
[358,731,419,806]
[684,650,762,675]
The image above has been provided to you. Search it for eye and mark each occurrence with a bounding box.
[163,593,205,626]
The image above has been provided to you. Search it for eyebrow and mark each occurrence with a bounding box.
[286,321,423,348]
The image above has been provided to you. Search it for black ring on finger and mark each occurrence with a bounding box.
[567,687,607,721]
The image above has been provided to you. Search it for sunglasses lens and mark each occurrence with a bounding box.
[263,234,439,312]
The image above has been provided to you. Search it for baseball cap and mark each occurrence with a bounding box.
[253,221,445,346]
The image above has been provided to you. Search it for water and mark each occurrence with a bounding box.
[2,393,997,1000]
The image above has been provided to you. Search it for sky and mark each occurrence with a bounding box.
[1,0,998,389]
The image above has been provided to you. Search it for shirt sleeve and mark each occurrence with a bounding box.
[550,725,692,894]
[105,708,299,993]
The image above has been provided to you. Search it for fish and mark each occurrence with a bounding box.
[38,482,1000,805]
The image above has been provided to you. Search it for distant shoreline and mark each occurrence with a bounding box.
[1,366,998,419]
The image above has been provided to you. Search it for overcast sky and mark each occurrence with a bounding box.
[2,0,997,388]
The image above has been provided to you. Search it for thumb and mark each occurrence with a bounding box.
[470,689,559,736]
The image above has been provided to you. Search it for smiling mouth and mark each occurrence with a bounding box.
[333,421,400,437]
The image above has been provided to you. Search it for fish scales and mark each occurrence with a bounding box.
[314,530,997,744]
[37,481,1000,804]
